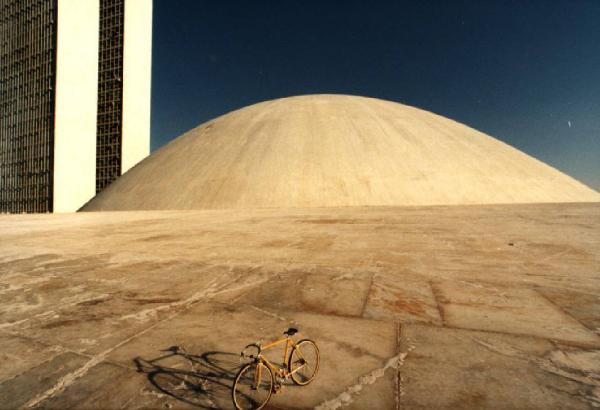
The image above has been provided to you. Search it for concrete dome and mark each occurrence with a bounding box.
[82,94,600,211]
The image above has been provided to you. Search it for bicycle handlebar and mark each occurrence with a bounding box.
[240,343,262,360]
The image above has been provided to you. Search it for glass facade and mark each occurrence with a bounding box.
[0,0,142,213]
[0,0,57,213]
[95,0,125,193]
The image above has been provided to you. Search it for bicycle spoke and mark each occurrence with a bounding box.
[289,340,319,386]
[233,363,273,409]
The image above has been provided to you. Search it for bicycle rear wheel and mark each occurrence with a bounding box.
[232,362,273,410]
[288,339,320,385]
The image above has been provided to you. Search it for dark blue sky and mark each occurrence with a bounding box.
[151,0,600,191]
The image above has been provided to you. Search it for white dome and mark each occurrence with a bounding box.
[82,94,600,211]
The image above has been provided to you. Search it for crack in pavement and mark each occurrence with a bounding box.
[314,352,408,410]
[20,310,177,409]
[248,305,289,322]
[19,272,270,408]
[474,337,600,407]
[0,293,112,330]
[473,338,600,387]
[119,271,270,322]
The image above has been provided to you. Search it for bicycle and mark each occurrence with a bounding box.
[232,327,320,410]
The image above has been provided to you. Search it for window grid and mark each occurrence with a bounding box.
[0,0,57,213]
[96,0,124,193]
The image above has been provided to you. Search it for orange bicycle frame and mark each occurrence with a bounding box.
[251,335,295,387]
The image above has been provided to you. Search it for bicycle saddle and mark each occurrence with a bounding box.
[284,327,298,336]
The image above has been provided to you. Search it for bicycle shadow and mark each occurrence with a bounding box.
[134,346,242,409]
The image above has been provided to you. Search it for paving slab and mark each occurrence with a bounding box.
[239,271,373,318]
[103,303,398,409]
[0,334,63,383]
[1,262,258,355]
[364,273,442,325]
[399,324,598,409]
[433,281,600,347]
[300,273,372,317]
[32,361,182,410]
[0,203,598,408]
[537,287,600,335]
[0,352,88,409]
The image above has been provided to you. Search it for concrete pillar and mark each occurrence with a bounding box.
[121,0,152,173]
[53,0,99,213]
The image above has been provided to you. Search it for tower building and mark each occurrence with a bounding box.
[0,0,152,213]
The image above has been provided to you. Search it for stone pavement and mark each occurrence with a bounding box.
[1,203,599,408]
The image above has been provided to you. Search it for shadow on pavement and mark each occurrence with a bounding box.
[134,346,241,409]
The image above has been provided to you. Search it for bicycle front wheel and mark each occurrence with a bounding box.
[232,362,273,410]
[288,339,320,385]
